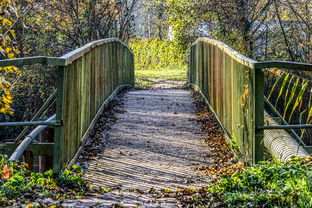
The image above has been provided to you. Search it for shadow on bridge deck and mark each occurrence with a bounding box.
[82,88,212,190]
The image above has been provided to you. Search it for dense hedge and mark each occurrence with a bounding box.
[129,38,187,70]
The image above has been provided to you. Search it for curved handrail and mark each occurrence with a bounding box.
[61,38,133,65]
[193,37,312,71]
[0,38,132,67]
[192,37,257,68]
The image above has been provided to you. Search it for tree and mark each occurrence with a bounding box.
[0,0,29,114]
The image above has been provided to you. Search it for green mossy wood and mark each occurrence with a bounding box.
[1,39,134,172]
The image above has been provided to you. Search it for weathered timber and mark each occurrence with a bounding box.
[189,37,312,164]
[54,40,134,171]
[1,39,134,172]
[190,38,260,164]
[0,56,65,67]
[6,143,54,157]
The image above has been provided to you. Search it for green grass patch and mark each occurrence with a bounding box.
[135,66,188,81]
[135,77,154,89]
[135,66,188,88]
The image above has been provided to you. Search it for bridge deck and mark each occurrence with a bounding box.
[64,87,213,207]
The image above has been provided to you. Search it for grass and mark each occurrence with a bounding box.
[158,156,312,208]
[135,66,188,88]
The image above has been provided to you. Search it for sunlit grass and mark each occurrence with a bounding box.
[135,66,188,88]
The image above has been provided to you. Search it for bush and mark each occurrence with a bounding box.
[0,155,88,206]
[211,156,312,208]
[129,37,187,70]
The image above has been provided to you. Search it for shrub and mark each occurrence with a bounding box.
[0,155,88,206]
[211,156,312,208]
[129,37,187,70]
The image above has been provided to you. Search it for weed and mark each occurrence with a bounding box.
[0,155,88,206]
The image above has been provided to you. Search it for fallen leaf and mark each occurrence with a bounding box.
[2,166,12,180]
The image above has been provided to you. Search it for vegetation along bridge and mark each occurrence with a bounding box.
[0,38,311,173]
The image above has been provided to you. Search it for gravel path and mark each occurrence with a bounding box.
[63,87,212,207]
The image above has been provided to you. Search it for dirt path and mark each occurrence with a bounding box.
[62,85,213,207]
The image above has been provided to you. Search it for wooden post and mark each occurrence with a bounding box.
[23,151,33,171]
[39,128,54,172]
[255,68,264,163]
[53,66,65,172]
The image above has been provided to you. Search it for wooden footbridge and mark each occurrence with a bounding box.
[0,38,311,172]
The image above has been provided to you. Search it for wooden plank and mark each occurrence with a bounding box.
[71,61,79,162]
[80,54,88,137]
[99,46,105,105]
[195,44,199,86]
[202,43,207,98]
[62,63,72,167]
[39,128,54,172]
[95,47,101,113]
[232,60,242,151]
[103,44,109,99]
[113,42,118,89]
[225,54,233,133]
[90,50,96,119]
[130,52,135,84]
[85,52,92,130]
[76,58,83,140]
[0,56,65,67]
[53,66,65,172]
[7,143,54,156]
[254,69,264,163]
[219,48,224,124]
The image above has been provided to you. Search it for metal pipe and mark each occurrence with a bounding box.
[0,120,60,127]
[263,112,309,162]
[257,124,312,130]
[15,90,57,143]
[263,96,305,147]
[9,115,56,161]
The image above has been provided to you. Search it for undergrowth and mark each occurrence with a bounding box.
[170,92,312,208]
[211,156,312,208]
[0,155,88,207]
[166,157,312,208]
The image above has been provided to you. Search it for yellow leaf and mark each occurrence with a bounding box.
[3,19,13,26]
[8,53,15,59]
[5,47,12,53]
[9,30,16,38]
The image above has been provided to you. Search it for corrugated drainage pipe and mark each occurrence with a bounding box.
[264,112,309,162]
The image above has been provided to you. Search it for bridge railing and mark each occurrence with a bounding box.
[190,38,312,164]
[1,38,134,172]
